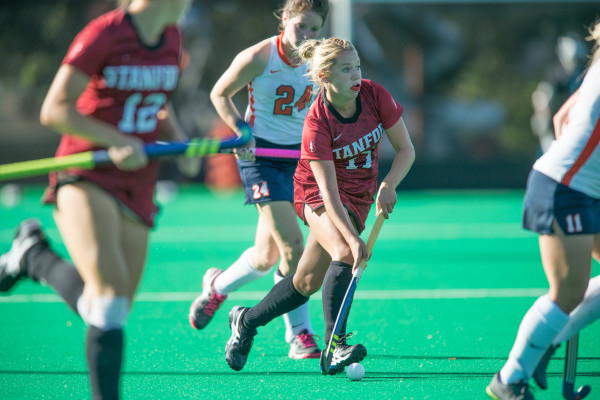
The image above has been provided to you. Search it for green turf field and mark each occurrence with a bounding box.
[0,184,598,399]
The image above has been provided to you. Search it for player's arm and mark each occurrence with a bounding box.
[210,39,269,133]
[157,103,186,142]
[376,117,415,218]
[309,159,369,270]
[157,103,200,177]
[553,89,580,139]
[40,64,147,171]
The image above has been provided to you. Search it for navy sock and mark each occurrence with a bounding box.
[26,242,84,313]
[86,326,123,400]
[243,275,308,330]
[322,261,353,342]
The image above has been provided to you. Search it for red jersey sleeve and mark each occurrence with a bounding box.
[301,113,334,161]
[62,17,110,77]
[370,80,403,129]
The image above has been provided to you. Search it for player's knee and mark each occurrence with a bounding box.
[82,296,130,330]
[332,245,353,265]
[251,247,279,271]
[254,259,276,272]
[293,274,321,296]
[278,243,304,272]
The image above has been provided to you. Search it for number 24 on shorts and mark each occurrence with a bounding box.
[252,181,270,200]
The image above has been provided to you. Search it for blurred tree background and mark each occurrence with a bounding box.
[0,0,597,188]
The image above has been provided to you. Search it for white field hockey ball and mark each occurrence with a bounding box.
[346,363,365,381]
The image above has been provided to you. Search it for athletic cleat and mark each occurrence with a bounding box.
[288,329,321,359]
[533,344,559,390]
[189,267,227,329]
[225,306,257,371]
[321,333,367,375]
[486,373,534,400]
[0,219,45,292]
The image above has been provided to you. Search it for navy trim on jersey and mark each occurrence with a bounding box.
[124,12,166,50]
[322,89,362,124]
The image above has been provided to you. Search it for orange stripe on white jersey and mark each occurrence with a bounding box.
[561,116,600,186]
[534,61,600,198]
[242,34,316,145]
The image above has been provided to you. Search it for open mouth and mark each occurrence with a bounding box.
[351,84,360,92]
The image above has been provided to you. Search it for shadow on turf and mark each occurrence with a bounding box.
[2,370,599,379]
[369,354,600,361]
[0,370,322,376]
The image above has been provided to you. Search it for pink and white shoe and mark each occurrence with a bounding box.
[189,268,227,329]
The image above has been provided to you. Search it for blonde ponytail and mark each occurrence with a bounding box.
[587,20,600,66]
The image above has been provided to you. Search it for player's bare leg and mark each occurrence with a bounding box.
[255,202,320,358]
[533,232,600,390]
[489,222,592,399]
[55,182,149,400]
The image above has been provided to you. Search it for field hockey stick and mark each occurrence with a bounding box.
[320,212,386,374]
[0,121,252,181]
[562,333,591,400]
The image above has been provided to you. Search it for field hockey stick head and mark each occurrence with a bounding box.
[320,340,336,374]
[234,119,252,144]
[321,275,361,374]
[562,383,591,400]
[562,334,591,400]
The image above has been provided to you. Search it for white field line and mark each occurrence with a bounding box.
[0,288,547,304]
[0,222,531,242]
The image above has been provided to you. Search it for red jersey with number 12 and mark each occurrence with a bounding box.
[45,8,182,226]
[294,79,403,229]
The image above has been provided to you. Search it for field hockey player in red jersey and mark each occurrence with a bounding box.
[487,21,600,400]
[223,37,415,373]
[188,0,329,360]
[0,0,200,398]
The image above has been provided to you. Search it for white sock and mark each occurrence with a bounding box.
[553,275,600,344]
[275,268,313,343]
[500,295,569,384]
[77,295,89,323]
[213,248,272,295]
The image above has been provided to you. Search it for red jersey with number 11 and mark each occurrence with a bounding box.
[294,79,403,230]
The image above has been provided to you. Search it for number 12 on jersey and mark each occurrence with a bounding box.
[118,92,167,134]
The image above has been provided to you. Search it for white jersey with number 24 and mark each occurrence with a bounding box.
[244,34,316,145]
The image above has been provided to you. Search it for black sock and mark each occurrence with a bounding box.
[322,261,353,342]
[26,242,84,313]
[243,275,308,330]
[86,325,123,400]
